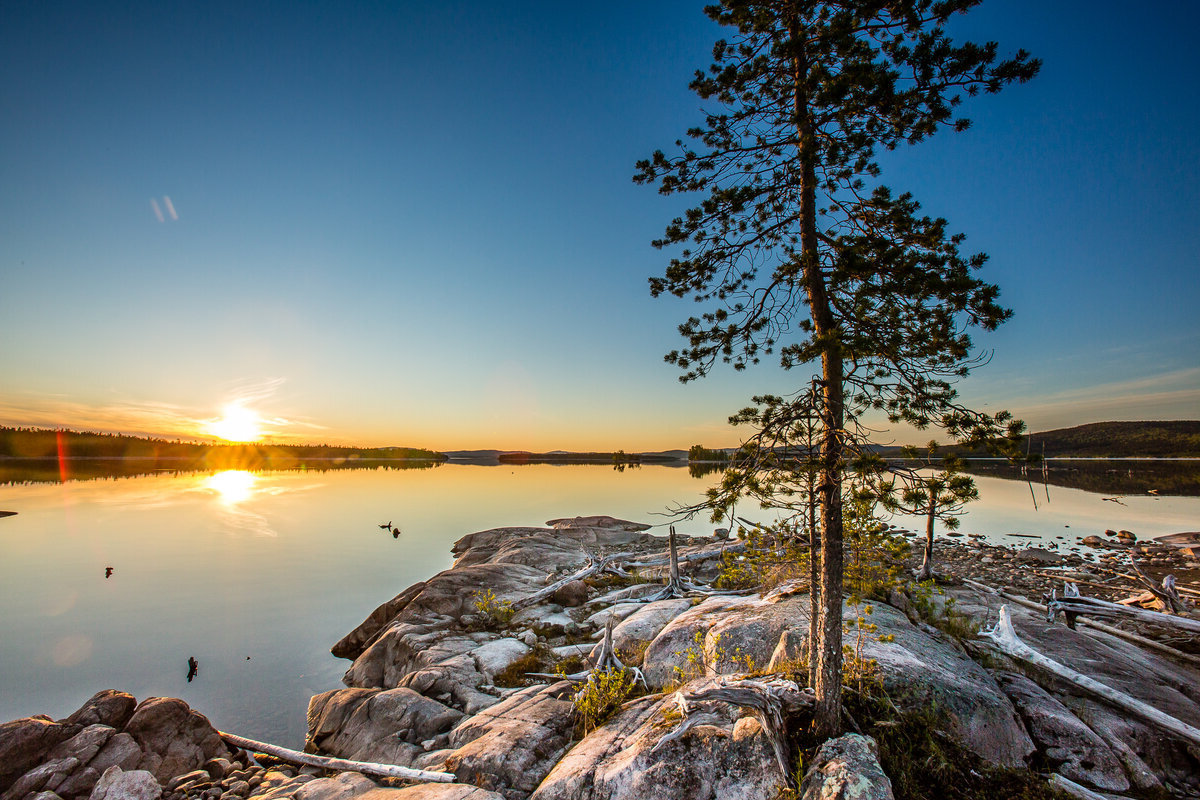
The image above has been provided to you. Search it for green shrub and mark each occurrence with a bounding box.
[910,581,979,643]
[716,520,809,590]
[573,667,638,735]
[471,589,515,628]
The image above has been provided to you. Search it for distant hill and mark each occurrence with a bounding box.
[866,421,1200,459]
[1022,421,1200,458]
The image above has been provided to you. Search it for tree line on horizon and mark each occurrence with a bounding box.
[0,426,445,463]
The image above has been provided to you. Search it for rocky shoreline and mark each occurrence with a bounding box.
[3,515,1199,800]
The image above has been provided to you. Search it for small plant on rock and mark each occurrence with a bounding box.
[572,667,638,736]
[471,589,515,629]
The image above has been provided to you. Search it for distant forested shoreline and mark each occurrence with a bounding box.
[0,426,445,465]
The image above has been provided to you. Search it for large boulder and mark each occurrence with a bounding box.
[64,693,136,733]
[306,687,463,765]
[531,693,784,800]
[40,725,143,799]
[1066,698,1197,795]
[343,627,482,690]
[1,758,81,800]
[0,718,72,792]
[852,602,1033,768]
[598,599,693,660]
[120,698,229,785]
[640,595,763,688]
[994,672,1128,792]
[86,767,160,800]
[442,682,575,799]
[470,639,531,682]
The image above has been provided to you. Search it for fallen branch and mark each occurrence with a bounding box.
[1086,563,1200,598]
[961,578,1200,669]
[981,606,1200,750]
[1049,773,1110,800]
[621,542,746,569]
[219,732,455,782]
[1047,583,1200,635]
[1127,554,1192,614]
[511,550,633,612]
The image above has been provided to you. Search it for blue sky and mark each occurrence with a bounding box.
[1,1,1196,450]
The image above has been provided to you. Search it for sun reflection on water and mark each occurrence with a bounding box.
[205,469,257,504]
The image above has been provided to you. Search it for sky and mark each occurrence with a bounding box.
[1,1,1197,452]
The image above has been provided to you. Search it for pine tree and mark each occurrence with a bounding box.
[635,0,1038,736]
[878,442,979,582]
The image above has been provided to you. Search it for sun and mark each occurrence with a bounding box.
[207,404,263,442]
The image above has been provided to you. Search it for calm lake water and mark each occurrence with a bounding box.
[1,461,1197,747]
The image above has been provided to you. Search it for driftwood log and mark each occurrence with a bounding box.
[621,542,746,570]
[1126,554,1193,614]
[1047,583,1200,635]
[961,578,1200,669]
[981,605,1200,750]
[510,550,634,612]
[218,732,455,782]
[1049,773,1112,800]
[653,676,815,788]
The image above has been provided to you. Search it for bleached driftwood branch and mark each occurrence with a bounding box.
[981,605,1200,749]
[219,732,455,782]
[1047,583,1200,635]
[1049,773,1111,800]
[1126,554,1192,614]
[961,578,1200,669]
[653,676,815,788]
[510,550,634,612]
[621,542,746,569]
[634,527,744,603]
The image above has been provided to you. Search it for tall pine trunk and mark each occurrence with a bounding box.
[792,18,843,738]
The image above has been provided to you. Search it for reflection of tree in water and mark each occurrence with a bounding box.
[688,462,725,479]
[960,460,1200,497]
[0,458,444,486]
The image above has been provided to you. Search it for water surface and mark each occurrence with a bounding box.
[1,461,1195,746]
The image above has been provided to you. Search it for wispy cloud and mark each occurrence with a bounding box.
[1001,367,1200,430]
[0,395,205,439]
[0,383,326,442]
